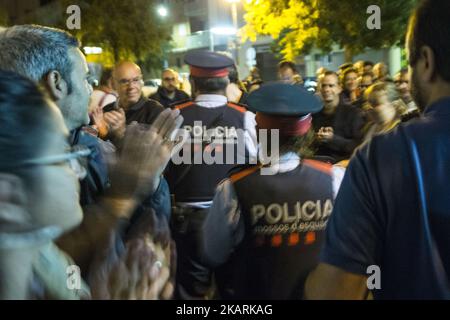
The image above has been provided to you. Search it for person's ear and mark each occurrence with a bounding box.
[43,70,68,101]
[189,76,197,96]
[419,46,437,83]
[107,78,114,90]
[112,79,119,91]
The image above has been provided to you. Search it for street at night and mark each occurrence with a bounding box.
[0,0,449,307]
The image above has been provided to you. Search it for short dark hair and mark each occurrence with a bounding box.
[0,25,80,93]
[323,70,339,80]
[364,61,374,67]
[278,61,297,73]
[191,76,229,93]
[228,65,239,84]
[0,70,58,174]
[362,71,375,79]
[99,67,113,87]
[338,63,353,71]
[407,0,450,81]
[342,67,358,78]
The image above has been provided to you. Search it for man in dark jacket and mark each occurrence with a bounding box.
[150,69,190,108]
[104,62,164,129]
[313,71,365,163]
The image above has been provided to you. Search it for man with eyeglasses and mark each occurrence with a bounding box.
[150,69,191,108]
[103,61,165,140]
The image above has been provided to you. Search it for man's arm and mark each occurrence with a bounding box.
[327,108,366,154]
[328,134,361,154]
[56,198,137,273]
[244,111,258,162]
[202,179,244,267]
[58,109,184,273]
[304,263,368,300]
[305,143,384,299]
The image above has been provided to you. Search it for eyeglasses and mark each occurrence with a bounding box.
[19,145,91,179]
[118,76,144,87]
[163,77,176,82]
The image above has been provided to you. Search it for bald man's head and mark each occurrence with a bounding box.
[113,61,144,108]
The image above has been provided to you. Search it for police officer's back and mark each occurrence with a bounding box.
[202,83,345,299]
[165,50,257,299]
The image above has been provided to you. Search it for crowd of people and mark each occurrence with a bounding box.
[0,0,449,300]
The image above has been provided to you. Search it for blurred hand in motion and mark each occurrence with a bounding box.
[125,208,176,299]
[91,106,109,140]
[104,109,126,140]
[89,232,174,300]
[0,174,31,233]
[107,108,184,206]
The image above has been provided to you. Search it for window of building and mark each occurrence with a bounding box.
[189,17,206,33]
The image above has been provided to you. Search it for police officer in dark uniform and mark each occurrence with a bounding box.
[201,83,345,299]
[165,50,257,299]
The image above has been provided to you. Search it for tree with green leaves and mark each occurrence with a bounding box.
[0,5,8,27]
[59,0,171,67]
[242,0,418,61]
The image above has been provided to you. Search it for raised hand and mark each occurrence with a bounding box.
[107,108,184,206]
[89,235,173,300]
[91,106,109,139]
[0,174,30,233]
[104,109,126,140]
[316,127,334,142]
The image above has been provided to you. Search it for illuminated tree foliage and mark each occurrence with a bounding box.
[242,0,418,61]
[242,0,319,61]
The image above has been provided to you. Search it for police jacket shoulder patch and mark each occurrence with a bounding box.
[227,102,247,114]
[229,164,262,183]
[302,159,333,175]
[173,100,195,111]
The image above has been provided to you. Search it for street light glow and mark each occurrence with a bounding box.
[83,46,103,55]
[211,26,238,35]
[157,6,168,17]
